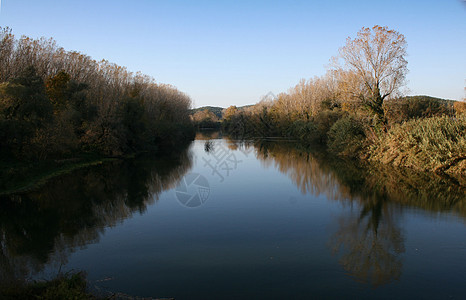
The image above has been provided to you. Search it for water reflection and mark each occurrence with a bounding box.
[232,139,466,285]
[0,146,193,285]
[195,131,222,140]
[204,140,214,153]
[1,138,465,294]
[245,140,466,215]
[330,205,404,286]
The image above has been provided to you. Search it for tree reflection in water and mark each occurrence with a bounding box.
[330,196,405,286]
[0,146,193,286]
[244,139,465,286]
[1,139,465,289]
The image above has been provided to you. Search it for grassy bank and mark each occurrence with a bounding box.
[366,115,466,184]
[0,271,96,300]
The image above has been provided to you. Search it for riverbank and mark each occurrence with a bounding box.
[0,271,97,300]
[1,271,167,300]
[363,115,466,185]
[222,110,466,186]
[1,29,195,189]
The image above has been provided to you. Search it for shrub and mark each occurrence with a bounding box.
[454,101,466,116]
[312,110,345,143]
[287,120,320,143]
[327,116,366,157]
[369,115,466,173]
[0,271,93,300]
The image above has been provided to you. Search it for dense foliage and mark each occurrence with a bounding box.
[221,80,464,178]
[221,26,465,179]
[368,115,466,176]
[0,28,194,161]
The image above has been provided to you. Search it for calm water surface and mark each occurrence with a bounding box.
[1,135,465,299]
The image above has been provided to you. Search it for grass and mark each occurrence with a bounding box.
[1,271,171,299]
[367,115,466,177]
[0,271,97,300]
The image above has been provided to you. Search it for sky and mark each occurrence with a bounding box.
[0,0,465,108]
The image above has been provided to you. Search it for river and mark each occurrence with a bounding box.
[1,134,465,299]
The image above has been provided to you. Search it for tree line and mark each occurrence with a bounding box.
[220,26,466,177]
[0,27,194,161]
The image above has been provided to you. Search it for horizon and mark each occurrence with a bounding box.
[0,0,465,107]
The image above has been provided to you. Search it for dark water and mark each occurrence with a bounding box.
[1,135,465,299]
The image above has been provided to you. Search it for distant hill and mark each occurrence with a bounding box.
[385,95,455,124]
[394,95,455,110]
[190,106,224,119]
[403,95,455,104]
[190,105,254,119]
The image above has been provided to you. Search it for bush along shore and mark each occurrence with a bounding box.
[221,102,465,184]
[366,115,466,184]
[217,26,465,184]
[0,28,195,193]
[2,270,170,300]
[1,271,96,300]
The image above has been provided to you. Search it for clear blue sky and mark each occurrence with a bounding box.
[0,0,465,107]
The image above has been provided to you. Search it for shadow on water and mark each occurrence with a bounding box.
[229,138,466,286]
[0,145,193,286]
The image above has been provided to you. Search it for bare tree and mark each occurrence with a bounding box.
[334,25,408,123]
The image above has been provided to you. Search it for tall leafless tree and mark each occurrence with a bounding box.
[333,25,408,123]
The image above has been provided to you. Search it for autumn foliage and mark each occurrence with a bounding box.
[0,28,194,160]
[222,26,464,178]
